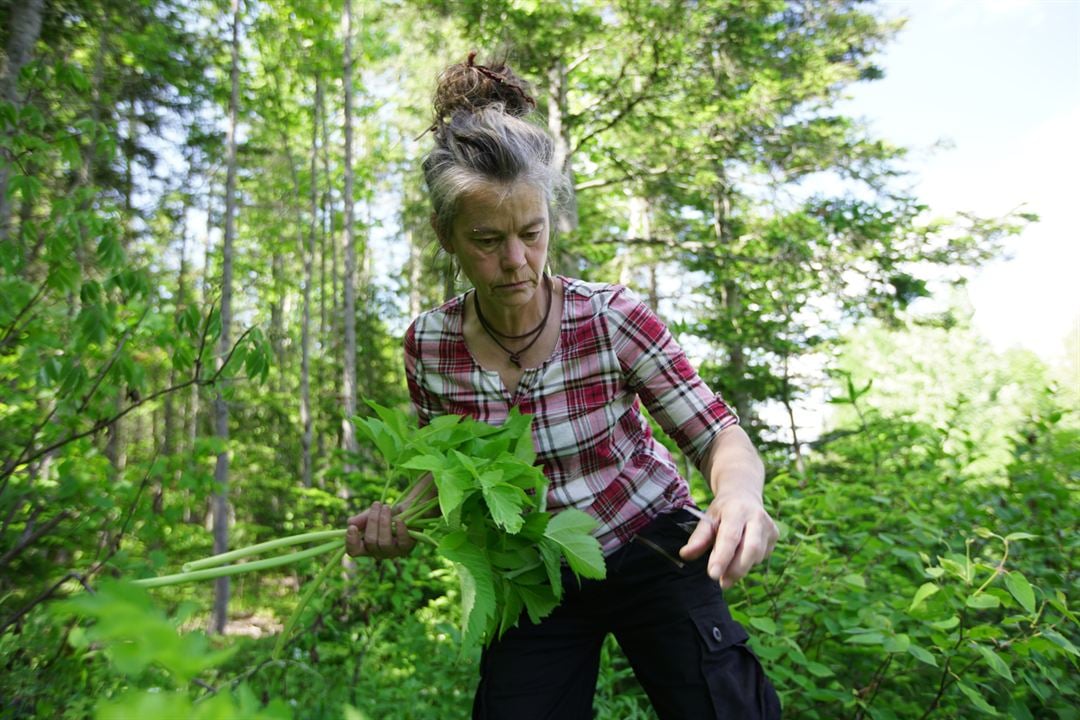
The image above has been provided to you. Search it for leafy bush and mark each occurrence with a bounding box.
[727,394,1079,718]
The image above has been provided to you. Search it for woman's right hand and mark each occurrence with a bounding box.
[345,501,417,559]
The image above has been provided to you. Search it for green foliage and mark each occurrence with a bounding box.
[356,403,606,650]
[54,580,236,686]
[727,389,1079,718]
[50,580,292,719]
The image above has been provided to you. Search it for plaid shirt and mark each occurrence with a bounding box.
[404,276,738,553]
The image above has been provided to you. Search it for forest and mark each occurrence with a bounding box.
[0,0,1076,717]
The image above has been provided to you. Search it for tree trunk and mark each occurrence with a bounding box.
[712,173,749,422]
[271,251,285,393]
[547,59,577,237]
[211,0,241,635]
[628,195,660,310]
[0,0,45,243]
[317,73,332,474]
[340,0,359,473]
[317,74,329,343]
[300,76,320,489]
[160,225,189,514]
[407,223,422,319]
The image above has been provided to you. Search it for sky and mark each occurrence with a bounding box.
[840,0,1080,363]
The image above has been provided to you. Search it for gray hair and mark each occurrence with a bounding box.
[422,104,570,245]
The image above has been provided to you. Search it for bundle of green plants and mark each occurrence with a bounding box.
[132,403,605,652]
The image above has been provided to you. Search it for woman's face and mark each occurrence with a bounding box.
[442,180,550,313]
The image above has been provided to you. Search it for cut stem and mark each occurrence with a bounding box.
[135,540,342,588]
[182,530,346,572]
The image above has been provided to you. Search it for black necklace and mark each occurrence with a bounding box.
[474,275,553,368]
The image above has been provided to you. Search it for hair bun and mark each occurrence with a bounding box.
[432,51,536,123]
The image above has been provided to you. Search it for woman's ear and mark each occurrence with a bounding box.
[431,213,453,253]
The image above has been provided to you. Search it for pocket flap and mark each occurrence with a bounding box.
[690,608,750,652]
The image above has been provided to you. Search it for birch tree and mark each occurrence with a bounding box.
[211,0,242,634]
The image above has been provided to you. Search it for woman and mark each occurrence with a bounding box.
[346,53,781,719]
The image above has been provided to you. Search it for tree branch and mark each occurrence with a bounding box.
[77,306,150,414]
[0,444,161,632]
[0,326,252,484]
[0,278,48,351]
[575,163,671,192]
[0,510,71,569]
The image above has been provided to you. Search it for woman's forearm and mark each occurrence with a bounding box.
[699,425,765,501]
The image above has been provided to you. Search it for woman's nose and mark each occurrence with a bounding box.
[500,236,526,269]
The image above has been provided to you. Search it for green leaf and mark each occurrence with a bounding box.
[52,580,236,685]
[841,573,866,589]
[845,632,884,645]
[1049,591,1079,626]
[516,583,559,625]
[883,633,910,653]
[431,466,475,517]
[478,469,504,489]
[956,681,998,714]
[96,691,194,719]
[975,644,1013,682]
[909,582,940,612]
[365,400,410,440]
[1041,629,1079,657]
[537,537,563,600]
[400,454,446,473]
[930,616,960,631]
[907,644,938,667]
[804,661,834,678]
[939,556,972,583]
[481,483,528,534]
[438,531,497,650]
[356,418,400,464]
[47,261,80,292]
[749,616,778,635]
[451,449,482,480]
[97,233,126,266]
[77,304,108,345]
[966,593,1000,610]
[1004,532,1037,542]
[543,509,605,580]
[8,174,42,202]
[498,581,524,638]
[1004,571,1036,615]
[59,135,81,168]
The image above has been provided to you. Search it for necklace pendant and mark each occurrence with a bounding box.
[509,353,522,368]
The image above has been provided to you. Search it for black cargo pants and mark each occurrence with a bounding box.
[472,509,782,719]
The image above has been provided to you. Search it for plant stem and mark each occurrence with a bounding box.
[504,560,543,580]
[182,530,346,572]
[408,531,438,547]
[272,545,346,661]
[135,540,342,588]
[399,496,439,524]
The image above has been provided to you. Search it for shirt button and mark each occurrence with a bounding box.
[712,626,723,643]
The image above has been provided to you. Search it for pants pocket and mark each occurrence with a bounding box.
[688,605,783,719]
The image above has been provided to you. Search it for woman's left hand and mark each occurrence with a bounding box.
[679,491,779,589]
